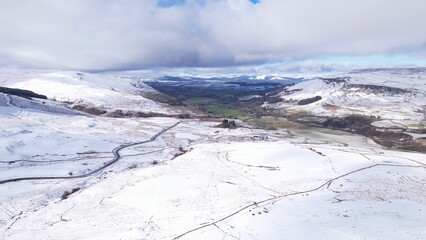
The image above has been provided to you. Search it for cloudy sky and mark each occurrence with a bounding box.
[0,0,425,72]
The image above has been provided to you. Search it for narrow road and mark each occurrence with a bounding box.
[0,122,180,185]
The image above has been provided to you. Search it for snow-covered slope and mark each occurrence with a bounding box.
[268,69,426,121]
[0,69,176,115]
[2,128,425,240]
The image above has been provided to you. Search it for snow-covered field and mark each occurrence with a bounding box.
[1,69,426,240]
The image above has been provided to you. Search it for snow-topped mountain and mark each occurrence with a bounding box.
[268,68,426,121]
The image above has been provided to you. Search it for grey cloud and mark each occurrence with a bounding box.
[0,0,425,70]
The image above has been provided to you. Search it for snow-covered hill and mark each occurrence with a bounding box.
[0,69,177,116]
[268,68,426,121]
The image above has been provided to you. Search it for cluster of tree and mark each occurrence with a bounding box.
[323,115,371,129]
[298,96,322,105]
[0,86,47,99]
[345,84,409,95]
[219,119,237,129]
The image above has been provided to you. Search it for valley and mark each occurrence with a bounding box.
[0,68,425,240]
[144,70,426,153]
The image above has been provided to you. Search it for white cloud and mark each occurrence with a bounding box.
[0,0,425,70]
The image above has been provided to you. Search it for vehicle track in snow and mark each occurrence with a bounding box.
[0,122,180,185]
[173,163,426,239]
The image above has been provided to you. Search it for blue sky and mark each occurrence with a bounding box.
[158,0,186,7]
[0,0,425,72]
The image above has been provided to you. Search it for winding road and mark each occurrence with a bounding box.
[0,122,180,185]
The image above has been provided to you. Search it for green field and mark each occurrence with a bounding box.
[183,97,248,118]
[205,104,248,118]
[183,97,216,105]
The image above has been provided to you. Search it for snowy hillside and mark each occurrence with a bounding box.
[0,69,177,116]
[2,117,425,240]
[268,68,426,121]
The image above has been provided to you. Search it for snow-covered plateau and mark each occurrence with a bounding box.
[0,68,425,240]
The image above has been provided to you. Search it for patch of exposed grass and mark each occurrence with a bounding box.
[246,117,304,130]
[183,97,216,105]
[142,92,175,103]
[205,104,248,118]
[296,115,324,123]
